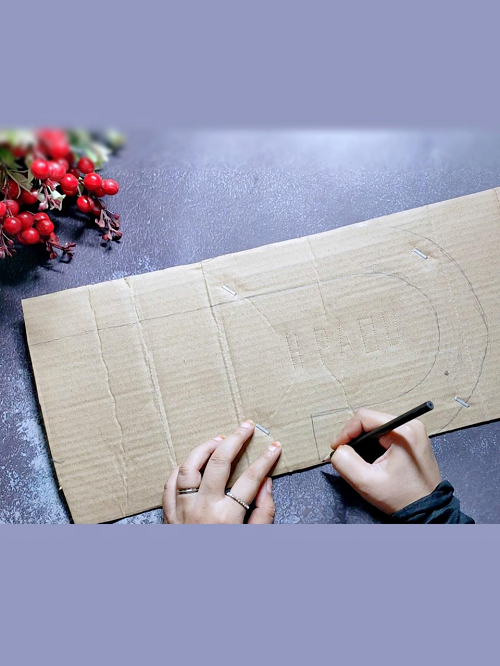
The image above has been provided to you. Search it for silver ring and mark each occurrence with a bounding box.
[225,491,250,511]
[177,488,199,495]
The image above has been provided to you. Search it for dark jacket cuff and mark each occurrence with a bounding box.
[391,480,475,524]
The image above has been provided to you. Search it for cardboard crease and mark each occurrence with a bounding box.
[123,277,177,470]
[199,260,251,467]
[87,287,129,515]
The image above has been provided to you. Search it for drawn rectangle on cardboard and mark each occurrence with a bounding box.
[23,188,500,523]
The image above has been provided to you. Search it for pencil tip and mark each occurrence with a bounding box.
[322,452,333,462]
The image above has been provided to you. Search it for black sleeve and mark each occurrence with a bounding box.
[391,480,475,524]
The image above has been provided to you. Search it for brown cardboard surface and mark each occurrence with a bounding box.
[23,187,500,523]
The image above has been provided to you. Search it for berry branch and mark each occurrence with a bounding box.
[0,129,123,261]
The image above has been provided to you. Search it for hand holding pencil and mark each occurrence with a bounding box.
[327,406,442,514]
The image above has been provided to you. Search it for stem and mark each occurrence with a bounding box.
[92,195,122,242]
[0,226,15,259]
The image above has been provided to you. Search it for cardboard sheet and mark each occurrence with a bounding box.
[23,187,500,523]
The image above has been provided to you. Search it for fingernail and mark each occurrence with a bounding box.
[268,441,281,452]
[266,478,273,492]
[241,420,254,428]
[214,435,225,441]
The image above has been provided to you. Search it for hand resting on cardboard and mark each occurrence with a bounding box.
[163,420,281,524]
[329,408,442,514]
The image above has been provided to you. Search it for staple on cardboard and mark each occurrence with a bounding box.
[222,285,237,296]
[413,248,428,259]
[255,423,271,435]
[454,397,470,408]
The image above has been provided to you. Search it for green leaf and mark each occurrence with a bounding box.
[104,129,125,149]
[68,129,113,170]
[0,129,36,148]
[51,189,65,202]
[0,146,18,169]
[7,170,32,192]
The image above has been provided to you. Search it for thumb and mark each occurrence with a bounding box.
[248,478,276,524]
[331,445,374,493]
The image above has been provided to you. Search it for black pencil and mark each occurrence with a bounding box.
[323,401,434,464]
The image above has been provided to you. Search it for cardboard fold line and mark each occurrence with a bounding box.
[123,277,177,470]
[87,287,130,515]
[199,261,250,466]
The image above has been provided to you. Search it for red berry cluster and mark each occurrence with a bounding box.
[0,129,122,261]
[0,199,75,260]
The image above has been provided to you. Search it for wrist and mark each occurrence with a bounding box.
[391,481,474,524]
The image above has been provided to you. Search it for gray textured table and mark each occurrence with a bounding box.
[1,129,499,523]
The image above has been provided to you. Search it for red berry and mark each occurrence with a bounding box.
[35,218,55,236]
[68,167,80,177]
[83,172,102,192]
[34,143,47,157]
[5,179,21,198]
[102,179,119,196]
[18,211,35,229]
[56,158,69,172]
[3,199,19,216]
[38,129,65,143]
[77,157,95,174]
[20,189,39,205]
[61,173,78,189]
[91,202,101,216]
[16,232,28,245]
[94,186,105,198]
[50,139,70,159]
[31,159,50,180]
[20,227,40,244]
[0,202,6,217]
[77,195,93,213]
[3,216,22,235]
[60,174,79,196]
[34,212,50,223]
[11,146,28,158]
[48,161,66,182]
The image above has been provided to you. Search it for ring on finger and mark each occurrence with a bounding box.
[177,487,199,495]
[225,490,250,511]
